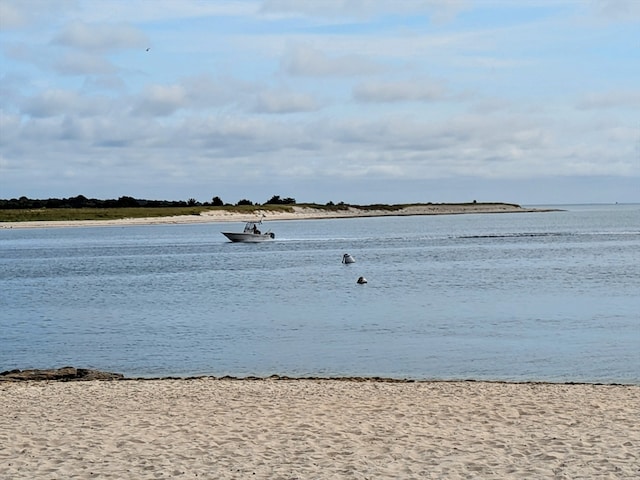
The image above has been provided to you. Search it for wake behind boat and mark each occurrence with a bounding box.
[221,219,275,243]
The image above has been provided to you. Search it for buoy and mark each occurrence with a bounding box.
[357,276,367,284]
[342,253,355,264]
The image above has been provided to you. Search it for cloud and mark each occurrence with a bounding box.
[53,21,147,52]
[130,75,263,117]
[353,79,448,103]
[21,89,111,118]
[0,72,29,110]
[130,75,322,118]
[181,74,254,109]
[576,90,640,110]
[52,51,117,76]
[83,75,127,92]
[469,97,514,114]
[0,1,29,29]
[261,0,469,22]
[71,0,258,25]
[593,0,640,21]
[0,0,75,30]
[2,97,636,203]
[281,44,383,76]
[133,85,188,117]
[1,0,637,204]
[252,90,321,113]
[314,113,597,180]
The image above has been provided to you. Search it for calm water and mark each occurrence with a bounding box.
[1,205,639,383]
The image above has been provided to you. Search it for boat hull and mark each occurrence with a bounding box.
[221,232,274,243]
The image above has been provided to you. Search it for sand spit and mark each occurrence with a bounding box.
[0,203,554,229]
[1,377,638,479]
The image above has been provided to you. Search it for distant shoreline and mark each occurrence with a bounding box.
[0,203,559,229]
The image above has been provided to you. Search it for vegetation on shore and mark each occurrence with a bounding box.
[0,194,518,223]
[0,194,298,210]
[0,194,286,222]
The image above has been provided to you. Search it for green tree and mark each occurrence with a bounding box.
[265,195,296,205]
[116,196,138,208]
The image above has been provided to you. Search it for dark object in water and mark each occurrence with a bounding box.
[342,253,356,264]
[0,367,124,382]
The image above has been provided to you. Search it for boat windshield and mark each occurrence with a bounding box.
[243,222,262,234]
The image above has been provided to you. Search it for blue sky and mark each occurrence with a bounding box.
[1,0,638,205]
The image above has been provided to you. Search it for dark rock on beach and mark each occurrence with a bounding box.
[0,367,124,382]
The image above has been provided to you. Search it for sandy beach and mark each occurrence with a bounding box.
[0,203,552,229]
[1,378,638,479]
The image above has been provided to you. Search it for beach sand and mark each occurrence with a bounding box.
[1,203,552,229]
[1,378,638,479]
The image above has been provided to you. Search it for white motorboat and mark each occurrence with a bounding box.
[221,220,275,243]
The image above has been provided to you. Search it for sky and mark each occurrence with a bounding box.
[1,0,639,205]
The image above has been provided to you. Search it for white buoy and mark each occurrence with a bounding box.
[357,276,367,284]
[342,253,356,264]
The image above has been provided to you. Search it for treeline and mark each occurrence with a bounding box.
[0,194,300,210]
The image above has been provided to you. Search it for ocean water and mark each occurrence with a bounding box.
[1,204,639,383]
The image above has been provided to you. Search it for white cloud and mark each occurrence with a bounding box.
[52,51,117,76]
[1,0,638,203]
[53,21,147,52]
[0,72,28,109]
[577,90,640,110]
[0,1,28,29]
[129,75,278,116]
[253,90,321,113]
[2,101,636,202]
[73,0,259,24]
[181,74,255,110]
[21,89,111,118]
[469,97,514,114]
[281,44,384,77]
[0,0,75,30]
[261,0,470,22]
[593,0,640,21]
[82,75,127,92]
[353,79,448,103]
[133,85,188,117]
